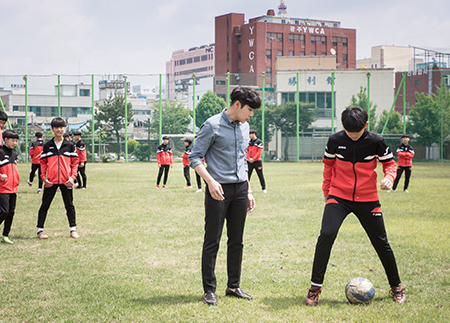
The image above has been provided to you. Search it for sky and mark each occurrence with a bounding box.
[1,0,450,77]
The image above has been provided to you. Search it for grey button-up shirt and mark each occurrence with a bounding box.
[189,109,249,184]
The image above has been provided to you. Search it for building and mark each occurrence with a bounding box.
[165,44,215,100]
[1,84,92,125]
[214,1,356,98]
[357,45,422,71]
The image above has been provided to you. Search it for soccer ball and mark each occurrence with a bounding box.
[345,277,375,304]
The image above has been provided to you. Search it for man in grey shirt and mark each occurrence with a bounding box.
[189,87,261,306]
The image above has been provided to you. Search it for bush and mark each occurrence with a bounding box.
[134,143,150,161]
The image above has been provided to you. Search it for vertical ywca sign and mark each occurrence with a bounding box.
[248,26,255,73]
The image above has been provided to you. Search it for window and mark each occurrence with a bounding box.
[187,58,193,64]
[201,55,207,61]
[227,19,230,28]
[266,49,272,59]
[343,54,348,64]
[289,50,294,57]
[13,106,19,111]
[322,53,326,56]
[266,67,272,74]
[266,32,283,42]
[289,34,305,44]
[237,36,241,44]
[216,80,226,85]
[179,59,186,65]
[237,52,241,61]
[281,92,334,118]
[415,80,420,85]
[227,36,229,45]
[277,50,283,57]
[79,89,90,97]
[300,52,305,57]
[311,36,326,45]
[332,37,347,47]
[194,56,200,63]
[311,52,316,56]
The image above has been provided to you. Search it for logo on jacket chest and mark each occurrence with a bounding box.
[338,146,346,150]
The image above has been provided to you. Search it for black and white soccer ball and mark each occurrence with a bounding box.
[345,277,375,304]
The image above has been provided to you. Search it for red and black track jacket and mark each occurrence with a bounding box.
[75,139,87,163]
[156,144,173,166]
[29,139,44,164]
[247,138,263,161]
[40,138,79,185]
[322,130,397,202]
[396,143,414,168]
[0,145,19,194]
[182,144,192,167]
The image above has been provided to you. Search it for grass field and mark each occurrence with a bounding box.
[1,161,449,322]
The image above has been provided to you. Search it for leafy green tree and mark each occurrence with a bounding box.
[134,143,150,161]
[267,102,316,160]
[408,88,450,147]
[150,100,192,135]
[127,139,139,154]
[375,110,404,134]
[95,94,133,154]
[247,105,274,143]
[195,91,226,128]
[348,86,377,130]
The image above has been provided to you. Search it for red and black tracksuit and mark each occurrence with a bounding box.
[75,139,87,188]
[246,138,266,190]
[37,138,79,229]
[392,143,414,191]
[156,144,173,185]
[29,139,44,189]
[182,144,192,186]
[0,145,19,237]
[310,130,402,288]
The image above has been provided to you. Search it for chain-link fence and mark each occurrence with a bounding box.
[1,70,449,163]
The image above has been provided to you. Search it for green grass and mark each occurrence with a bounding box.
[1,162,449,322]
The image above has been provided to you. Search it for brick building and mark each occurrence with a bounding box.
[214,2,356,98]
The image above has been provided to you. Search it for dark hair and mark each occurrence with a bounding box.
[3,129,19,139]
[341,107,368,132]
[35,132,43,138]
[162,136,169,140]
[184,138,192,144]
[249,129,257,134]
[63,133,70,138]
[73,131,81,136]
[0,111,8,122]
[51,117,65,128]
[230,87,261,110]
[401,134,410,139]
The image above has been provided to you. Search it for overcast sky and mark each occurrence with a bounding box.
[1,0,450,76]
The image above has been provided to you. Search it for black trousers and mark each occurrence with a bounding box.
[392,166,411,191]
[196,171,202,189]
[248,161,266,190]
[37,184,76,229]
[311,195,401,287]
[29,163,43,189]
[183,165,191,186]
[156,165,170,185]
[0,193,16,236]
[76,162,87,188]
[202,181,248,293]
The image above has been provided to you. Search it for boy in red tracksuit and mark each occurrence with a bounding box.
[74,131,87,189]
[182,138,193,188]
[247,129,267,193]
[28,132,44,193]
[389,134,414,193]
[305,106,406,306]
[0,130,20,245]
[37,118,79,240]
[156,136,173,188]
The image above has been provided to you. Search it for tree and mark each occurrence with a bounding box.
[348,86,377,130]
[408,88,450,147]
[375,110,404,134]
[150,100,192,135]
[267,101,316,160]
[195,91,226,128]
[95,94,133,155]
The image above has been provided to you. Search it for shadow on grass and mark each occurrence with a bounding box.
[132,294,200,306]
[260,296,385,310]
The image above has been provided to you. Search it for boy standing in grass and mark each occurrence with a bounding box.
[37,118,79,239]
[28,132,44,193]
[73,131,87,189]
[247,129,267,193]
[182,138,193,188]
[156,136,173,188]
[305,106,406,306]
[0,130,20,245]
[389,134,414,193]
[189,87,261,306]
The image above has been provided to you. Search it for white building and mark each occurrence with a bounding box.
[357,45,423,71]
